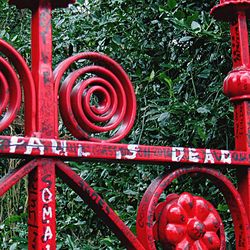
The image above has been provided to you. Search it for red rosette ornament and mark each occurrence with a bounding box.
[153,192,224,250]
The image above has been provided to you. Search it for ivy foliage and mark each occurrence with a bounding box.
[0,0,236,249]
[53,0,233,149]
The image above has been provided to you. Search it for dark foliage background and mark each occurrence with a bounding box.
[0,0,236,249]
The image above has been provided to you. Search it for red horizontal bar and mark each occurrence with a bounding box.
[0,135,249,166]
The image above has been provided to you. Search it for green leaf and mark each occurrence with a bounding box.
[198,69,211,79]
[158,112,170,126]
[179,36,193,42]
[123,189,137,196]
[10,243,18,250]
[112,35,122,45]
[149,70,155,82]
[197,107,210,114]
[191,21,201,30]
[167,0,177,10]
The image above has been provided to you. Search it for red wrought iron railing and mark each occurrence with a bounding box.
[0,0,250,249]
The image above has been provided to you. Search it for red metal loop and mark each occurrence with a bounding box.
[70,76,122,131]
[136,167,250,250]
[0,72,9,114]
[0,39,36,135]
[54,52,136,142]
[0,56,21,131]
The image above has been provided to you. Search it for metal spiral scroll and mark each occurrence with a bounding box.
[0,39,36,135]
[136,168,250,250]
[54,52,136,142]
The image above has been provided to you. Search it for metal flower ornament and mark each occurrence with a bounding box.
[0,0,250,249]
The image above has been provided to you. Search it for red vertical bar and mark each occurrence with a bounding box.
[230,13,250,219]
[233,102,250,219]
[28,162,56,250]
[28,1,56,249]
[31,0,55,137]
[230,12,250,68]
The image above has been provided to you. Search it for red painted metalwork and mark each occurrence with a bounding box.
[8,0,75,9]
[54,52,137,142]
[0,160,37,196]
[0,135,246,165]
[153,193,223,249]
[0,39,36,135]
[27,1,57,249]
[0,0,249,249]
[55,160,144,250]
[136,167,250,249]
[211,0,250,227]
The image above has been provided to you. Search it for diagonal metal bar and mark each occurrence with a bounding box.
[55,160,145,250]
[0,159,37,197]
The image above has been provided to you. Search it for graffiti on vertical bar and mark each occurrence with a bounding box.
[235,103,245,142]
[28,172,38,249]
[40,9,50,45]
[41,173,53,249]
[231,20,241,64]
[247,102,250,148]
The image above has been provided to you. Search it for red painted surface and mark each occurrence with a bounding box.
[211,0,250,21]
[56,161,144,250]
[0,135,248,165]
[0,160,37,196]
[136,168,249,250]
[0,0,249,249]
[54,52,137,142]
[212,0,250,224]
[0,39,36,135]
[8,0,75,9]
[154,193,223,249]
[28,160,56,250]
[28,1,57,249]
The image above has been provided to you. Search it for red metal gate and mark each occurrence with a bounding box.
[0,0,250,249]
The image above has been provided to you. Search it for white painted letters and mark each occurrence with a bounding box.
[172,147,184,162]
[204,149,215,163]
[188,148,199,162]
[51,139,68,156]
[221,150,231,164]
[9,136,25,153]
[24,137,44,155]
[44,226,53,241]
[77,145,90,157]
[125,145,139,159]
[43,206,52,221]
[42,188,53,203]
[116,151,122,159]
